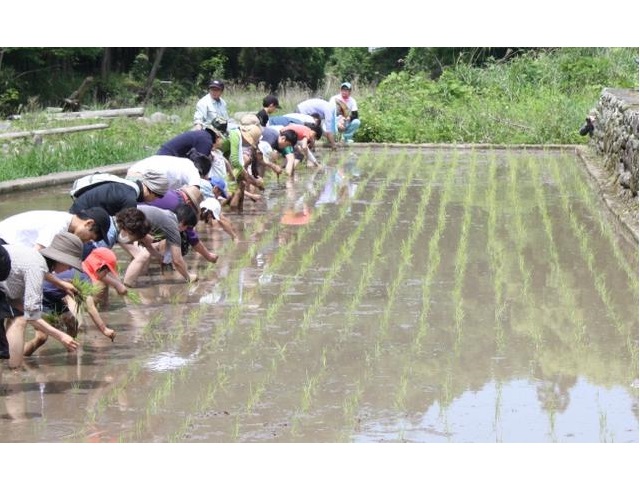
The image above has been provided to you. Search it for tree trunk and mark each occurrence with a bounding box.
[101,47,111,83]
[142,47,166,105]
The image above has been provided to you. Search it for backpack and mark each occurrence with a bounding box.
[70,172,140,199]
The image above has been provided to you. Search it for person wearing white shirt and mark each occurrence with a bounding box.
[330,81,361,143]
[193,79,229,130]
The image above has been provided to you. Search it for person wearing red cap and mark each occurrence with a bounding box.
[26,247,122,356]
[1,232,83,367]
[0,208,111,298]
[82,247,128,307]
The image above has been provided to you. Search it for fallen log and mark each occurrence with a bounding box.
[0,123,109,141]
[49,107,144,120]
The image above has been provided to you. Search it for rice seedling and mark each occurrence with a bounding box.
[451,151,478,352]
[125,289,142,304]
[506,153,541,349]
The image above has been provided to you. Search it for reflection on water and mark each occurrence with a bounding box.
[1,148,638,443]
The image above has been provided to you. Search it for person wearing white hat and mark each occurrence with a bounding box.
[330,81,361,143]
[1,232,84,367]
[199,197,239,243]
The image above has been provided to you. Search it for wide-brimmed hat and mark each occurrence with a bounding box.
[0,244,11,281]
[40,232,84,271]
[179,185,203,213]
[240,114,260,126]
[240,124,262,147]
[77,207,111,242]
[82,247,118,282]
[209,177,229,199]
[200,198,222,220]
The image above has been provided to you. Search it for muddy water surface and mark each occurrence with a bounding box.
[1,147,638,443]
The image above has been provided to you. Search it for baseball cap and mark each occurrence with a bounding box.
[200,198,222,220]
[77,207,112,242]
[209,177,229,199]
[340,82,352,90]
[209,79,224,90]
[82,247,118,282]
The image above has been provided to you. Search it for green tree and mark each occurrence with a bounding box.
[237,47,328,91]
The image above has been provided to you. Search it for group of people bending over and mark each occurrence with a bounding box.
[0,80,361,370]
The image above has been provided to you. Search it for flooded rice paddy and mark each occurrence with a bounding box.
[0,147,638,443]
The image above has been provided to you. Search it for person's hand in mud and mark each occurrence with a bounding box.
[101,326,116,342]
[59,332,80,352]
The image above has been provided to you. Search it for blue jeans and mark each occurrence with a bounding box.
[342,118,361,140]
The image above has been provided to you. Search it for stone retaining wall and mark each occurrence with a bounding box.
[590,87,639,196]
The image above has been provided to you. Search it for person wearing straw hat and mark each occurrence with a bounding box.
[0,207,112,297]
[221,124,270,213]
[1,232,84,368]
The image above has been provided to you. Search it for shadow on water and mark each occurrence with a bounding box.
[1,147,638,442]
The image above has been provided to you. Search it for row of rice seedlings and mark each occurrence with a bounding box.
[545,152,637,361]
[115,218,294,442]
[483,151,511,442]
[227,153,407,440]
[165,151,390,440]
[281,153,421,436]
[506,153,541,348]
[391,151,453,419]
[485,151,508,355]
[561,153,638,294]
[451,150,478,352]
[527,155,589,347]
[335,152,459,441]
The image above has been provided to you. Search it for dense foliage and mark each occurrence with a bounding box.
[0,47,638,182]
[358,48,638,144]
